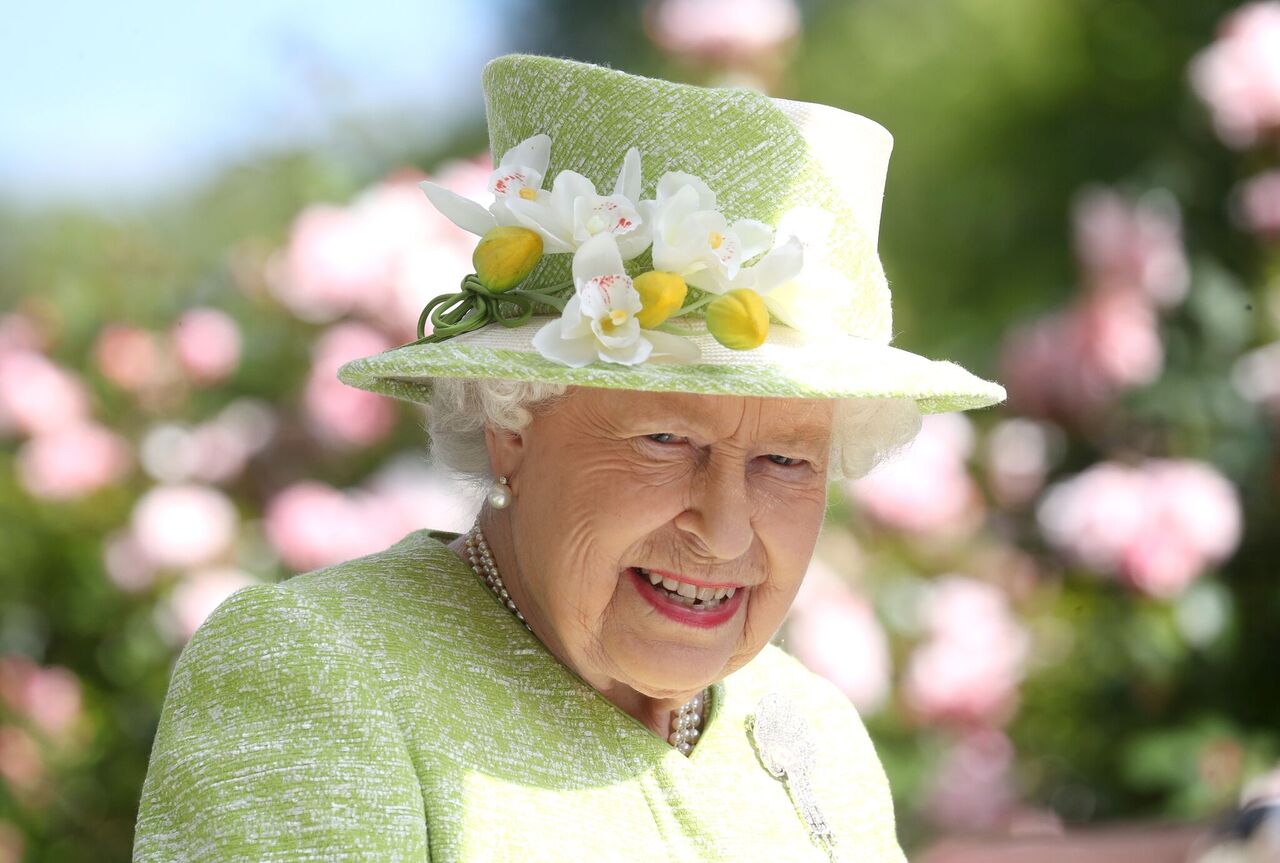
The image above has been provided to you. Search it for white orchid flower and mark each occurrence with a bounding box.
[506,148,650,258]
[700,233,805,296]
[486,134,552,208]
[417,134,553,237]
[647,171,796,295]
[759,206,854,335]
[531,233,700,367]
[418,135,651,260]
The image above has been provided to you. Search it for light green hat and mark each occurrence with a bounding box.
[338,54,1006,414]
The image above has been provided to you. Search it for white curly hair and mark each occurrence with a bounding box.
[426,379,922,486]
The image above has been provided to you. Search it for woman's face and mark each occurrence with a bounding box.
[493,387,833,701]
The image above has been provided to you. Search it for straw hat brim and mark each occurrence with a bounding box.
[338,317,1006,413]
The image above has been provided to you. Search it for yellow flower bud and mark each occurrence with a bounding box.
[633,271,688,329]
[473,226,543,293]
[706,289,769,350]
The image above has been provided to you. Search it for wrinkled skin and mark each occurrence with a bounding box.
[449,386,833,739]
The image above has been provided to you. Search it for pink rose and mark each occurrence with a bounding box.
[1237,170,1280,239]
[983,417,1060,508]
[903,576,1028,727]
[0,658,82,739]
[1073,187,1189,307]
[1037,459,1242,598]
[139,399,277,485]
[646,0,800,62]
[102,530,158,592]
[786,559,891,714]
[1124,460,1243,597]
[1038,462,1152,572]
[1190,2,1280,149]
[0,351,90,437]
[264,481,400,571]
[171,308,241,385]
[303,322,396,447]
[4,660,82,732]
[1145,460,1243,563]
[1001,292,1163,423]
[272,171,478,338]
[1001,186,1187,425]
[93,324,166,393]
[344,179,476,340]
[1077,290,1164,389]
[15,423,132,501]
[130,483,238,569]
[273,203,387,323]
[265,465,475,572]
[847,413,984,538]
[1000,309,1085,419]
[1121,527,1204,599]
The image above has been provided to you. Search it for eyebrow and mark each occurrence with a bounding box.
[630,413,830,449]
[630,412,717,438]
[773,426,832,447]
[754,428,831,457]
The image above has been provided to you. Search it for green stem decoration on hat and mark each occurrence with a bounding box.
[413,275,574,345]
[409,225,573,345]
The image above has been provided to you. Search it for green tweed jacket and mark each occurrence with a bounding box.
[133,529,907,861]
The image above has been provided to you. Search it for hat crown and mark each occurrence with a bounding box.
[481,54,894,344]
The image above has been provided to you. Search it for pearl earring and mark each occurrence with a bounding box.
[487,475,512,509]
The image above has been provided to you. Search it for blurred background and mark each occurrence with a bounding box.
[2,0,1279,860]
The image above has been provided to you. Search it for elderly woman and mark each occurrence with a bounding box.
[133,55,1004,862]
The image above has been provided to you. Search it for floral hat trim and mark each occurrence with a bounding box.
[412,132,830,368]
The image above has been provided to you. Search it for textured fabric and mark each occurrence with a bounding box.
[134,529,908,862]
[481,54,887,343]
[335,54,1007,413]
[339,315,1006,413]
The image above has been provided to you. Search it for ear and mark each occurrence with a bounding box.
[483,424,525,483]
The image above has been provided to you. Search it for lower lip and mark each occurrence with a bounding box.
[629,568,745,629]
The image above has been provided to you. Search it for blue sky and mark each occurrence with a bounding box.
[0,0,512,206]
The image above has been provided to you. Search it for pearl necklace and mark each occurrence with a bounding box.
[464,524,709,756]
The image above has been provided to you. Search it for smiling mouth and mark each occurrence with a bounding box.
[630,566,738,611]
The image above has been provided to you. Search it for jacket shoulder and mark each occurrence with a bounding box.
[236,530,506,675]
[278,528,461,604]
[135,572,428,860]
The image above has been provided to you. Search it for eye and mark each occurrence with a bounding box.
[764,453,807,468]
[646,433,686,444]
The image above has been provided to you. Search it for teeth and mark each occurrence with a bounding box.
[637,568,742,607]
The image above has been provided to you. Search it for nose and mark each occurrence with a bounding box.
[672,452,754,562]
